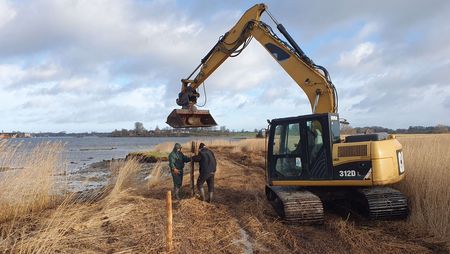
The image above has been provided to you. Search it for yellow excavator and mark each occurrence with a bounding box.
[166,3,408,224]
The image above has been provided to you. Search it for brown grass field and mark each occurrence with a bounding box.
[0,134,448,253]
[396,134,450,241]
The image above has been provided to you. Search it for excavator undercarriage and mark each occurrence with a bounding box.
[266,186,408,224]
[266,186,324,224]
[353,187,409,220]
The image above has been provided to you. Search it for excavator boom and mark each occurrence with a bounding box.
[167,3,337,128]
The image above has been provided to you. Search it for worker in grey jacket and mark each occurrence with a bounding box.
[192,143,217,202]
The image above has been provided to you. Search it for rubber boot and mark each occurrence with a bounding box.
[208,192,214,203]
[174,187,180,200]
[198,187,206,201]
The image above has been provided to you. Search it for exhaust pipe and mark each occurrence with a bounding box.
[166,109,217,128]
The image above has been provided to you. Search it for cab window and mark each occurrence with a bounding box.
[273,123,300,155]
[272,123,302,177]
[307,120,324,164]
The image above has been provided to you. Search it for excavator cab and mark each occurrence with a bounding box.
[266,113,340,183]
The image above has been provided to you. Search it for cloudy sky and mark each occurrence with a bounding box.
[1,0,449,132]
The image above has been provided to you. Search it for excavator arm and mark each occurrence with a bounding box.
[167,3,338,128]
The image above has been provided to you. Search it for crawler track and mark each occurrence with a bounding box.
[266,186,324,224]
[355,187,409,220]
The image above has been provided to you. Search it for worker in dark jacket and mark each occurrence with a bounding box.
[168,143,191,199]
[192,143,217,202]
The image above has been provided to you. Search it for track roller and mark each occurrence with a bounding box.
[266,186,324,224]
[354,187,409,220]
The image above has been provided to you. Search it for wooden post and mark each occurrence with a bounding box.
[166,190,173,253]
[190,141,197,196]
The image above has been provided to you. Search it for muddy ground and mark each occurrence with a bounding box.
[4,146,449,253]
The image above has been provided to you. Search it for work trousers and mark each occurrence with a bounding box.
[197,173,214,193]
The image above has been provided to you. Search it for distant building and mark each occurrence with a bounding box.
[0,132,32,138]
[0,133,16,138]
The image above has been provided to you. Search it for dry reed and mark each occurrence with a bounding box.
[107,159,141,203]
[0,141,75,253]
[0,141,64,223]
[1,134,447,253]
[147,161,163,188]
[152,138,266,154]
[12,196,84,253]
[0,147,150,253]
[397,134,450,241]
[328,218,428,254]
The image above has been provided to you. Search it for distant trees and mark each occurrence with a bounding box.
[339,124,449,135]
[340,125,357,135]
[219,126,229,133]
[398,124,449,134]
[111,123,237,137]
[111,123,147,137]
[256,129,264,138]
[110,122,449,138]
[432,124,448,134]
[134,122,146,136]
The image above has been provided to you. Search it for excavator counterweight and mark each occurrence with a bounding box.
[166,109,217,128]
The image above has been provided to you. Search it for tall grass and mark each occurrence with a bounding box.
[108,159,140,201]
[152,138,266,154]
[0,141,146,253]
[229,139,266,153]
[147,161,163,188]
[0,141,70,253]
[397,134,450,240]
[1,135,447,252]
[0,141,64,223]
[12,197,82,254]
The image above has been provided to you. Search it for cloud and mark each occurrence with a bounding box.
[444,96,450,109]
[338,42,375,68]
[0,0,15,28]
[0,0,450,132]
[205,43,275,91]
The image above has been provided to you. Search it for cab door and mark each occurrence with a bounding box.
[304,117,332,180]
[267,120,308,181]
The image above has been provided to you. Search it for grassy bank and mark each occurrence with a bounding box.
[0,135,448,253]
[0,140,164,253]
[126,150,169,162]
[0,141,64,223]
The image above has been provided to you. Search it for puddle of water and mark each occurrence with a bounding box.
[233,227,253,254]
[65,171,111,193]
